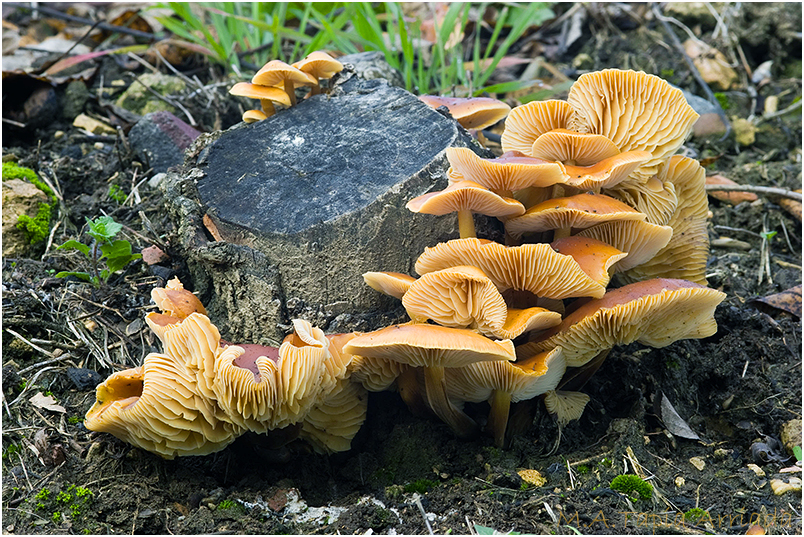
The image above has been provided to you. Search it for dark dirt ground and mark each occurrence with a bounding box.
[2,3,802,535]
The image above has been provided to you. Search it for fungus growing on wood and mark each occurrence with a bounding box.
[446,347,566,447]
[343,324,516,438]
[84,353,241,459]
[401,265,561,339]
[252,59,317,106]
[415,237,625,299]
[292,51,343,96]
[406,180,525,238]
[419,95,512,131]
[228,81,292,117]
[527,278,726,367]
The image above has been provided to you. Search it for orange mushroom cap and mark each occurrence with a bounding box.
[419,95,512,131]
[501,100,575,155]
[363,271,416,300]
[530,129,621,166]
[446,148,569,193]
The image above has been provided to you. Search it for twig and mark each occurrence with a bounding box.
[34,20,102,76]
[713,225,763,238]
[652,4,732,141]
[2,117,27,128]
[5,328,54,358]
[17,354,74,376]
[756,99,803,124]
[566,459,576,490]
[4,3,158,40]
[413,494,434,535]
[9,366,65,406]
[705,184,803,201]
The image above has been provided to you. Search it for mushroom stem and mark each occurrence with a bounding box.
[553,227,571,240]
[309,82,321,96]
[398,367,431,418]
[283,79,297,106]
[457,210,476,239]
[423,365,479,439]
[259,99,276,117]
[487,389,512,448]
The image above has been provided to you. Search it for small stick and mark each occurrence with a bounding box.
[5,2,157,40]
[5,328,54,358]
[705,184,803,201]
[414,494,434,535]
[17,354,74,376]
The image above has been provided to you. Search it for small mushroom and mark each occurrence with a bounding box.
[343,324,516,438]
[252,59,317,106]
[530,129,620,166]
[401,265,561,339]
[415,237,626,299]
[505,192,647,239]
[299,378,367,453]
[151,277,206,319]
[543,390,590,425]
[229,81,292,116]
[242,109,268,123]
[563,150,653,191]
[446,347,566,447]
[576,219,673,272]
[567,69,699,180]
[446,148,568,195]
[363,271,416,300]
[501,100,575,155]
[292,51,344,95]
[528,278,726,366]
[406,180,525,238]
[419,95,512,131]
[84,352,242,459]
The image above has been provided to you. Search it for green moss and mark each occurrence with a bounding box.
[2,162,54,199]
[108,184,127,204]
[660,68,674,79]
[217,499,244,513]
[610,474,653,500]
[51,511,61,523]
[35,489,51,501]
[714,92,731,110]
[576,465,590,474]
[403,479,438,494]
[4,162,56,245]
[684,507,707,523]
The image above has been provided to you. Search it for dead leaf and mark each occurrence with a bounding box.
[655,392,700,440]
[779,189,802,221]
[141,245,169,265]
[705,174,759,205]
[683,39,738,91]
[29,392,67,413]
[749,285,802,319]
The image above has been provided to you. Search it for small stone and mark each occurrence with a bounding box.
[54,130,64,140]
[770,477,802,496]
[747,464,766,477]
[572,53,594,70]
[780,419,802,456]
[128,111,201,174]
[73,113,115,135]
[66,368,104,391]
[764,95,779,115]
[675,476,685,487]
[690,457,706,471]
[93,142,104,150]
[732,117,756,146]
[713,448,732,459]
[115,72,187,115]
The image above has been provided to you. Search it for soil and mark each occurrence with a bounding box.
[2,3,801,535]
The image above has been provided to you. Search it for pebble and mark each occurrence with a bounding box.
[770,477,802,496]
[54,130,64,140]
[747,464,766,477]
[675,476,685,487]
[690,457,706,471]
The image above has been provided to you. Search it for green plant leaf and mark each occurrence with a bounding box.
[56,240,90,257]
[55,271,92,282]
[100,240,141,276]
[87,216,123,243]
[794,445,802,462]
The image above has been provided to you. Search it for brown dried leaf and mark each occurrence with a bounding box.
[29,392,66,413]
[141,245,169,265]
[779,189,802,221]
[749,285,802,319]
[705,174,759,205]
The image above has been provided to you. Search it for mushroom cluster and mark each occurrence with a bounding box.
[229,51,343,123]
[85,278,367,458]
[87,68,727,457]
[357,68,725,447]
